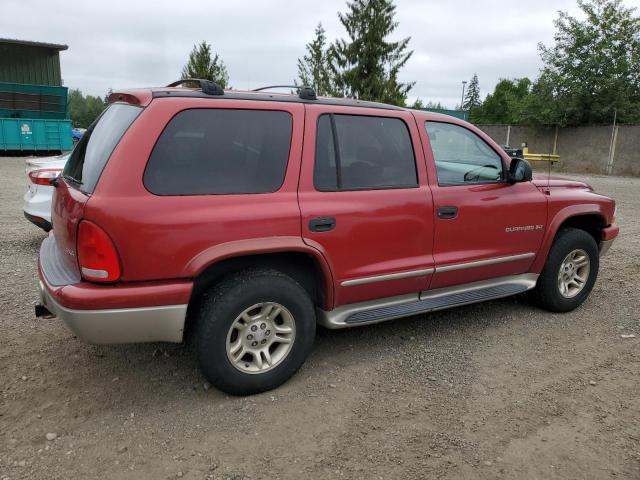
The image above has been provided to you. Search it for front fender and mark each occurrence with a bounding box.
[530,203,609,273]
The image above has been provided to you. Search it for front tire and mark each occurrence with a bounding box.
[196,269,316,395]
[533,228,599,312]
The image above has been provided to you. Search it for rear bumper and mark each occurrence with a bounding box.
[599,224,619,256]
[23,185,53,228]
[38,235,193,344]
[38,280,188,343]
[24,211,52,231]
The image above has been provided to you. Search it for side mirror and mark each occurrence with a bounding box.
[508,157,533,183]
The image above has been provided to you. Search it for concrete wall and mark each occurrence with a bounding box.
[477,124,640,176]
[612,126,640,177]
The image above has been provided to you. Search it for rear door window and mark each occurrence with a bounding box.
[144,109,293,195]
[63,103,141,193]
[314,114,417,191]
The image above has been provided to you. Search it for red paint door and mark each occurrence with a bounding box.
[298,104,435,308]
[419,120,547,289]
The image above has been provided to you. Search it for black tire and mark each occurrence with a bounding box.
[196,268,316,395]
[533,228,599,312]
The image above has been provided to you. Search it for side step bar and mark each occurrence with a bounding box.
[317,273,539,329]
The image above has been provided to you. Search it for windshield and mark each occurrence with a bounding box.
[63,103,141,193]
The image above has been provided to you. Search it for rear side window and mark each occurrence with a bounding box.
[63,103,141,193]
[314,114,417,191]
[144,109,293,195]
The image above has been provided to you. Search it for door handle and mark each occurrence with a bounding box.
[437,206,458,219]
[309,217,336,232]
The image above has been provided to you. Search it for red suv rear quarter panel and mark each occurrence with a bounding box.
[87,98,310,283]
[50,181,88,274]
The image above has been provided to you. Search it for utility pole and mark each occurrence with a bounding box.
[606,109,618,175]
[460,80,467,110]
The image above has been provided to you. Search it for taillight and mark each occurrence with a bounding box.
[77,220,121,282]
[28,168,62,186]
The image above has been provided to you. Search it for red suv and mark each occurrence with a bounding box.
[37,80,619,395]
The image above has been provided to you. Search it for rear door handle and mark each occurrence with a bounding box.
[309,217,336,232]
[437,206,458,219]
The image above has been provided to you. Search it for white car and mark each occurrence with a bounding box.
[23,153,70,231]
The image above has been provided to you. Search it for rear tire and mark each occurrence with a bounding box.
[196,268,316,395]
[533,228,599,312]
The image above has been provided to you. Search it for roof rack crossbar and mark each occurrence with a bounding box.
[166,78,224,96]
[252,85,317,101]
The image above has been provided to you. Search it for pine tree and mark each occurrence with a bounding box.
[426,101,445,109]
[296,23,334,96]
[103,88,113,106]
[411,98,425,109]
[181,41,229,88]
[463,74,481,111]
[329,0,414,105]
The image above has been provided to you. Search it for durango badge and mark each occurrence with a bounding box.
[505,225,545,233]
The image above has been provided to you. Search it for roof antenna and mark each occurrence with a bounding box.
[547,125,554,194]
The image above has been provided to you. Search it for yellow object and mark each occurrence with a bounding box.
[522,146,560,163]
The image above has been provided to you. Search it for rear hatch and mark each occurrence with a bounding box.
[48,104,142,281]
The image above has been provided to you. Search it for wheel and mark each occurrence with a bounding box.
[533,228,599,312]
[196,268,316,395]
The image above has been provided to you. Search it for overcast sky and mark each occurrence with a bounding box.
[3,0,640,107]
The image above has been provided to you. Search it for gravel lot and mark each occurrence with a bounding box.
[1,155,639,480]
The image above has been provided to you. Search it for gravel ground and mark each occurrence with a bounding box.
[1,155,639,480]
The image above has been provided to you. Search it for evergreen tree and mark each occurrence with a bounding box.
[411,99,447,109]
[425,101,445,109]
[103,88,113,106]
[296,23,334,96]
[181,41,229,88]
[411,98,425,109]
[463,74,481,111]
[329,0,414,105]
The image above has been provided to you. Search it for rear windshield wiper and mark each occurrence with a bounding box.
[62,174,83,187]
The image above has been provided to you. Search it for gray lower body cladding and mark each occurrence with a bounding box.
[318,273,539,329]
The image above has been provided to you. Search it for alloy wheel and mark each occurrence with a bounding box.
[225,302,296,374]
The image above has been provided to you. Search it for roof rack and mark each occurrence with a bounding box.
[152,88,403,111]
[252,85,317,101]
[166,78,224,96]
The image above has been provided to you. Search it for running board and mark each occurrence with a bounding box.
[317,273,539,329]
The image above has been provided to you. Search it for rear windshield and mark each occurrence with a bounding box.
[63,103,141,193]
[143,109,292,195]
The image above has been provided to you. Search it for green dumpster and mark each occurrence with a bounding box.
[0,82,72,152]
[0,117,72,151]
[0,82,68,120]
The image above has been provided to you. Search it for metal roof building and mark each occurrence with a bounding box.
[0,38,72,152]
[0,38,68,86]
